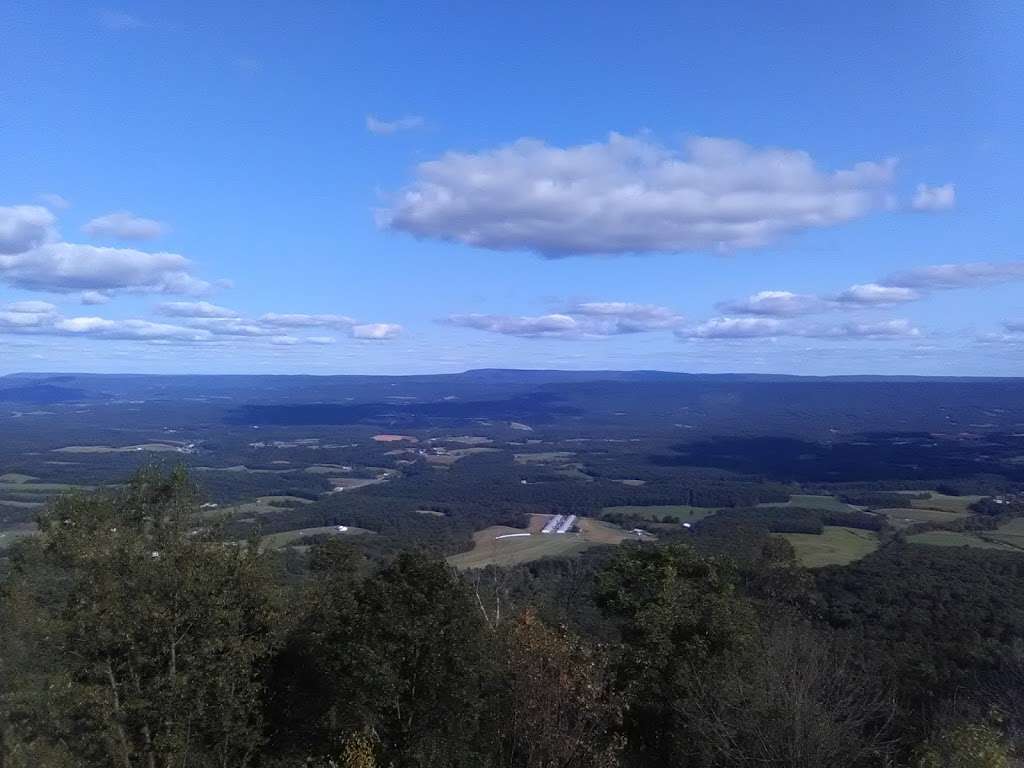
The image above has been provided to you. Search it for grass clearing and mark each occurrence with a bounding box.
[907,492,985,514]
[907,530,1018,551]
[259,525,371,550]
[0,523,39,550]
[760,494,855,512]
[448,514,641,569]
[53,443,182,454]
[425,447,501,465]
[0,473,38,484]
[513,451,576,465]
[781,526,880,568]
[878,507,970,529]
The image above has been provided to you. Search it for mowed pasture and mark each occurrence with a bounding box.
[447,514,639,569]
[780,526,880,568]
[53,443,183,454]
[601,504,719,522]
[0,523,38,550]
[906,491,985,514]
[759,494,856,512]
[877,507,970,529]
[907,530,1020,551]
[259,525,372,551]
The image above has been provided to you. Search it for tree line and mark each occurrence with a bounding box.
[1,468,1021,767]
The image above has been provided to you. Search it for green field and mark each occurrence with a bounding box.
[448,516,638,569]
[878,507,970,529]
[780,526,880,568]
[0,523,39,550]
[259,525,371,550]
[907,492,985,514]
[759,494,855,512]
[601,504,718,522]
[0,473,38,484]
[907,530,1019,551]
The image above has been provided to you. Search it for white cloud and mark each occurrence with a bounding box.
[0,205,57,254]
[6,301,57,315]
[835,283,921,305]
[53,317,211,342]
[366,114,425,135]
[382,133,899,256]
[447,313,580,338]
[181,317,277,337]
[570,302,684,328]
[447,301,684,339]
[259,313,356,328]
[911,182,956,212]
[83,211,167,240]
[351,323,402,340]
[156,301,240,318]
[718,290,826,316]
[884,261,1024,290]
[81,290,112,305]
[816,319,921,339]
[0,242,209,295]
[681,316,784,339]
[678,316,921,340]
[1004,320,1024,333]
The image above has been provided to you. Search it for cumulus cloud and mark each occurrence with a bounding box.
[366,114,425,135]
[83,211,167,240]
[259,313,356,328]
[883,261,1024,290]
[447,313,581,339]
[677,316,920,340]
[717,290,826,316]
[80,291,111,305]
[382,133,898,256]
[351,323,403,340]
[911,182,956,212]
[0,205,57,254]
[156,301,240,318]
[0,242,209,295]
[815,319,921,339]
[834,283,921,305]
[681,316,784,339]
[447,300,684,339]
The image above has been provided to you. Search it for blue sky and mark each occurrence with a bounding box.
[1,1,1022,375]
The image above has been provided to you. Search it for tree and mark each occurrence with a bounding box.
[685,620,895,768]
[485,611,622,768]
[1,466,281,768]
[595,544,756,767]
[915,723,1010,768]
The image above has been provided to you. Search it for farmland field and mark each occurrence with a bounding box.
[447,514,638,569]
[759,494,855,512]
[877,507,970,528]
[781,526,880,568]
[907,530,1019,551]
[908,492,985,513]
[259,525,372,550]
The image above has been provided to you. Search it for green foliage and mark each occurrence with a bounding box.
[915,723,1010,768]
[595,544,757,767]
[1,466,282,767]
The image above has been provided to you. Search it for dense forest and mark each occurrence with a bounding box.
[3,468,1024,767]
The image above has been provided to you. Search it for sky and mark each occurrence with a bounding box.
[1,0,1023,376]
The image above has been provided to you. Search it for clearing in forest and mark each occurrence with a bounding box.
[780,526,879,568]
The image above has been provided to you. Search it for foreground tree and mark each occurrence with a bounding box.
[1,466,281,768]
[595,544,756,767]
[685,620,896,768]
[484,610,622,768]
